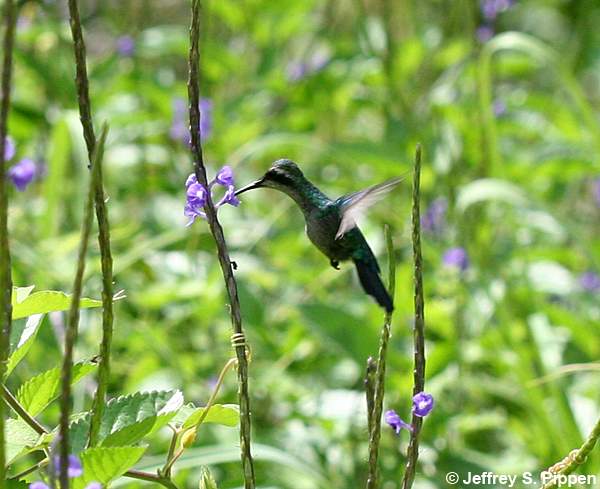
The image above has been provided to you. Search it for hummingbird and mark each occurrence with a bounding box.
[235,159,402,312]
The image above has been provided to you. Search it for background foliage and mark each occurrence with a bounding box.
[4,0,600,487]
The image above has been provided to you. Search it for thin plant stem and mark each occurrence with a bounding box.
[401,144,426,489]
[58,126,108,489]
[66,0,115,448]
[364,356,376,436]
[187,1,255,487]
[2,385,48,435]
[541,415,600,489]
[366,224,396,489]
[124,469,181,489]
[0,0,17,485]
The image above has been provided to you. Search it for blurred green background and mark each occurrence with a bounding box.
[4,0,600,487]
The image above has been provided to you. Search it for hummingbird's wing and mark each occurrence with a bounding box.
[335,177,403,239]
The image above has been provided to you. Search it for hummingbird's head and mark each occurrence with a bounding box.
[235,159,305,195]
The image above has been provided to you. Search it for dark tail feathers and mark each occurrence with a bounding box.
[353,259,394,312]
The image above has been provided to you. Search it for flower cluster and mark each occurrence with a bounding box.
[385,392,435,435]
[477,0,516,43]
[422,197,447,235]
[4,136,40,191]
[170,97,213,145]
[184,166,240,226]
[30,454,100,489]
[116,35,135,57]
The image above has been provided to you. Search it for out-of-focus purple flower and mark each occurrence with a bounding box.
[412,392,434,417]
[287,61,308,82]
[385,410,413,434]
[580,271,600,292]
[422,197,447,234]
[8,158,37,191]
[170,97,212,144]
[84,483,102,489]
[54,454,83,478]
[286,52,330,82]
[199,98,213,139]
[116,35,135,57]
[593,178,600,207]
[476,25,495,43]
[443,247,469,271]
[4,136,15,161]
[493,99,507,117]
[481,0,514,20]
[29,483,49,489]
[214,165,234,187]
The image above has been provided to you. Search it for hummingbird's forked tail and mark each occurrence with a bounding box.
[353,259,394,312]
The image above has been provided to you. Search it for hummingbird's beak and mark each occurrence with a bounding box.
[234,178,265,196]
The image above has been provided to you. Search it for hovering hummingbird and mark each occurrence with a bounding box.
[235,159,402,312]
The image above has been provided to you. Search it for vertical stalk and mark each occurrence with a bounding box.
[401,144,426,489]
[187,1,255,487]
[364,356,376,436]
[366,224,396,489]
[58,126,108,489]
[0,1,17,485]
[66,0,115,448]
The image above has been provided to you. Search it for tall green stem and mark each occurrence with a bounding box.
[187,1,255,487]
[366,224,396,489]
[66,0,115,448]
[401,144,426,489]
[58,127,108,489]
[0,1,17,486]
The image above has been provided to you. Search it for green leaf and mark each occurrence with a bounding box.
[7,480,29,489]
[73,446,146,489]
[181,404,240,429]
[200,466,219,489]
[6,418,39,465]
[17,361,97,416]
[456,178,528,212]
[70,390,184,453]
[6,314,44,377]
[12,289,102,320]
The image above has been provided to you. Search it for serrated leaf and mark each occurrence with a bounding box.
[182,404,240,429]
[17,362,97,416]
[69,390,184,453]
[73,446,146,489]
[12,290,102,319]
[6,314,44,377]
[6,418,39,465]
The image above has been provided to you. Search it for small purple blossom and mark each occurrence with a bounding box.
[422,197,447,234]
[593,178,600,207]
[4,136,15,161]
[184,166,240,225]
[8,158,37,191]
[480,0,514,20]
[214,165,234,187]
[286,52,330,82]
[443,247,469,271]
[29,483,49,489]
[385,410,413,434]
[476,25,494,43]
[580,271,600,292]
[493,99,507,117]
[199,98,213,139]
[116,35,135,57]
[412,392,435,417]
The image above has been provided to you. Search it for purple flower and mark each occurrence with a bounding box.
[493,99,507,117]
[185,173,197,188]
[443,247,469,271]
[8,158,37,191]
[480,0,514,20]
[580,271,600,292]
[85,484,102,489]
[412,392,434,417]
[116,35,135,57]
[4,136,15,161]
[187,182,208,206]
[422,197,447,234]
[385,410,413,434]
[286,61,308,82]
[53,454,83,478]
[476,25,494,43]
[199,98,213,139]
[217,185,240,207]
[214,165,234,187]
[286,52,330,82]
[170,97,212,144]
[593,178,600,207]
[29,483,49,489]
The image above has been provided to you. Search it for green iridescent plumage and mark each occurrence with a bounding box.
[236,159,400,312]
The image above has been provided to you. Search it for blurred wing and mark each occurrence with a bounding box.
[335,177,404,239]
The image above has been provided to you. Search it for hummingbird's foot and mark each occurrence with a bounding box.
[330,259,340,270]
